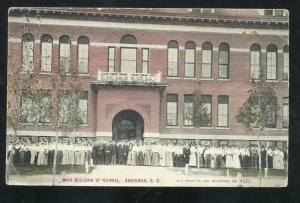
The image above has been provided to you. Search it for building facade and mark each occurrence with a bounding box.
[7,8,289,149]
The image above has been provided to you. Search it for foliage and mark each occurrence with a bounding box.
[185,82,211,128]
[235,68,278,130]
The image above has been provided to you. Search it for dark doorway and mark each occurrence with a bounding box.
[112,110,144,141]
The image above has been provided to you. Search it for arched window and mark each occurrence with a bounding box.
[250,44,261,79]
[184,41,196,78]
[41,35,53,72]
[201,42,213,78]
[218,43,230,79]
[168,40,179,77]
[266,44,278,80]
[22,33,34,72]
[120,34,137,44]
[78,36,89,74]
[59,35,71,73]
[283,45,289,80]
[120,34,137,73]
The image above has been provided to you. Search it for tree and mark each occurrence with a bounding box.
[235,68,279,186]
[185,82,211,135]
[7,12,85,184]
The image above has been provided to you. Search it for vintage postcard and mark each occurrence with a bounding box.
[6,8,288,187]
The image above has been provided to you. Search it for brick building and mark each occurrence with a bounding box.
[7,8,289,149]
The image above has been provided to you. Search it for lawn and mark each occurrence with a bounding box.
[7,164,95,176]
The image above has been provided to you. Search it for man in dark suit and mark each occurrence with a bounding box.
[104,140,111,165]
[98,141,105,165]
[260,145,267,169]
[111,141,118,165]
[92,141,98,165]
[183,142,191,165]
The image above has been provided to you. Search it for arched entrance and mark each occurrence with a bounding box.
[112,110,144,141]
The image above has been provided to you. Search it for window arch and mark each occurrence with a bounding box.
[250,43,261,79]
[218,42,230,79]
[168,40,179,77]
[41,34,53,72]
[184,41,196,78]
[266,44,278,80]
[202,42,213,78]
[21,33,34,72]
[283,45,289,80]
[120,34,137,44]
[59,35,71,73]
[78,36,89,74]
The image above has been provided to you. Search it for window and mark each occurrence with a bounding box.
[184,95,194,126]
[283,45,289,81]
[168,41,179,77]
[202,42,213,78]
[274,9,284,16]
[282,97,289,128]
[218,96,229,127]
[108,47,115,72]
[79,92,88,124]
[264,9,285,16]
[58,91,88,125]
[264,9,273,16]
[120,35,137,44]
[20,90,51,124]
[41,35,53,72]
[201,95,212,127]
[167,94,178,126]
[184,41,196,78]
[142,48,149,73]
[120,35,137,73]
[21,33,34,72]
[218,43,230,79]
[121,48,137,73]
[250,44,261,79]
[266,44,277,80]
[59,36,71,73]
[78,36,89,74]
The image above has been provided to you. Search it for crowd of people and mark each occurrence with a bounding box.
[7,137,287,170]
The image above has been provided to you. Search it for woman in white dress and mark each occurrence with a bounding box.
[29,142,37,165]
[131,142,138,166]
[151,143,160,166]
[273,148,284,170]
[68,142,74,165]
[126,142,133,165]
[61,142,69,165]
[197,145,205,168]
[232,146,241,169]
[189,145,197,167]
[159,143,167,167]
[37,143,47,165]
[225,146,233,168]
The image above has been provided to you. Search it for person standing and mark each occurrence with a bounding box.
[151,142,160,166]
[189,144,197,167]
[260,145,267,169]
[111,141,118,165]
[98,140,105,165]
[225,146,233,168]
[144,142,152,166]
[92,141,98,165]
[267,147,274,169]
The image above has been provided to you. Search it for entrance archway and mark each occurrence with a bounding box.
[112,109,144,141]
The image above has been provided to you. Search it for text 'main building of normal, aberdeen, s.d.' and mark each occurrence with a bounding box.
[7,8,289,150]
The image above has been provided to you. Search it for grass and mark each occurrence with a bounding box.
[7,164,95,176]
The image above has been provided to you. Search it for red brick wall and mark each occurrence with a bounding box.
[7,20,289,139]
